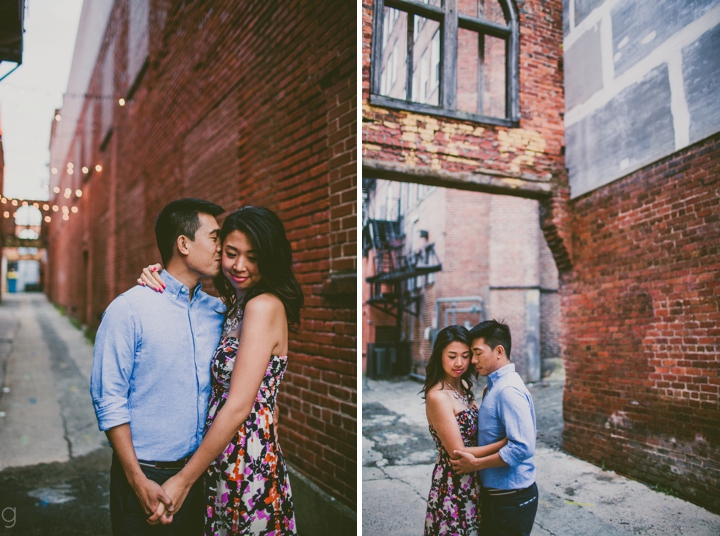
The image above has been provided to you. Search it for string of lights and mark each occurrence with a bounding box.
[1,192,82,223]
[50,163,103,175]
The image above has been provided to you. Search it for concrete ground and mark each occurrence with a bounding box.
[0,293,112,535]
[0,292,351,536]
[362,375,720,536]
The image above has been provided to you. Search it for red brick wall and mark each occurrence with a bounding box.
[46,0,356,509]
[562,133,720,513]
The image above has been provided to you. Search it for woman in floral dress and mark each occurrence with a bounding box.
[141,206,303,535]
[422,326,507,536]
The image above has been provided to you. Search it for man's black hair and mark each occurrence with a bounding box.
[154,198,224,265]
[468,319,512,360]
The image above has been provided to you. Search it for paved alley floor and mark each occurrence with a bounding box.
[0,293,112,535]
[362,376,720,535]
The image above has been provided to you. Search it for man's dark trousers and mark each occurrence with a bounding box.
[110,454,204,536]
[480,482,538,536]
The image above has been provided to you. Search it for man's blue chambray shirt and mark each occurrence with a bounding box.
[477,363,537,490]
[90,271,224,461]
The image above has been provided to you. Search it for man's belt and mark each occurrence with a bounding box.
[138,456,191,470]
[483,483,534,496]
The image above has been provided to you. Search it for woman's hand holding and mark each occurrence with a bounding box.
[146,472,192,525]
[137,263,165,292]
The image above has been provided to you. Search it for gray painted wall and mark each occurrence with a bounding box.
[563,0,720,198]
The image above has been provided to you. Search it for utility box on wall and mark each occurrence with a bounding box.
[366,342,411,379]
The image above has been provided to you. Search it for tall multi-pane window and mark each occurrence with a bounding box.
[372,0,519,126]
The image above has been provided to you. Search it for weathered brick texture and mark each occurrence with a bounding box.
[362,0,566,381]
[46,0,356,509]
[562,133,720,513]
[362,0,566,180]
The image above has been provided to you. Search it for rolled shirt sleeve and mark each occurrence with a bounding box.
[90,296,138,431]
[496,386,536,467]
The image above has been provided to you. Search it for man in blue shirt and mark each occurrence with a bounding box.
[91,198,225,535]
[451,320,538,536]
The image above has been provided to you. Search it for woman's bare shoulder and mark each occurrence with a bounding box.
[245,292,284,315]
[425,384,451,405]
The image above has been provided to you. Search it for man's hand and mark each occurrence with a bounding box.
[147,499,173,525]
[147,473,193,525]
[451,450,478,474]
[130,474,174,520]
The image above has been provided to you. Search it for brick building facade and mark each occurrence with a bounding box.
[559,0,720,513]
[45,0,356,528]
[362,179,560,382]
[363,0,720,515]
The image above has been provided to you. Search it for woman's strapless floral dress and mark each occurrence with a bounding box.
[424,407,481,535]
[204,335,297,535]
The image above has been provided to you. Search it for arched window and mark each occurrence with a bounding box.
[371,0,519,126]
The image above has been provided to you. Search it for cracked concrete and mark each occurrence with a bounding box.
[362,376,720,535]
[0,294,106,471]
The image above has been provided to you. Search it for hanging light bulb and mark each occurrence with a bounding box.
[43,204,50,211]
[62,206,69,214]
[75,189,82,197]
[0,198,5,203]
[53,186,61,194]
[68,168,74,175]
[55,114,61,121]
[3,212,8,218]
[44,216,51,223]
[64,188,71,199]
[118,98,126,106]
[62,214,69,221]
[32,203,39,208]
[22,201,28,207]
[82,166,89,174]
[95,164,102,172]
[71,206,79,213]
[52,205,59,212]
[51,167,58,174]
[11,199,18,206]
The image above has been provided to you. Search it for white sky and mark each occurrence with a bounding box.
[0,0,84,201]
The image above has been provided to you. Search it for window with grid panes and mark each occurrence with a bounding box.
[371,0,519,126]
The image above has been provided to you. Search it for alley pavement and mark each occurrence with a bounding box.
[362,374,720,535]
[0,293,112,535]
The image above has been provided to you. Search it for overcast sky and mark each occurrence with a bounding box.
[0,0,84,202]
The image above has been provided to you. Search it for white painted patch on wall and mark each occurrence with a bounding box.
[641,30,657,45]
[605,410,630,429]
[668,51,690,150]
[565,3,720,127]
[601,14,615,89]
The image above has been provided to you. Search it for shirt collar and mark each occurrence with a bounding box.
[161,270,203,301]
[487,363,515,387]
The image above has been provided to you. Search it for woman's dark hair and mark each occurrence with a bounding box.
[213,206,304,332]
[420,325,477,402]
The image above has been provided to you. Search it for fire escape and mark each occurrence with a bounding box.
[363,212,442,377]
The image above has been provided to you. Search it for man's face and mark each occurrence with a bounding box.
[185,213,221,278]
[471,337,502,377]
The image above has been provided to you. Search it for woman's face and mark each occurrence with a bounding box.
[222,230,261,292]
[441,341,471,380]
